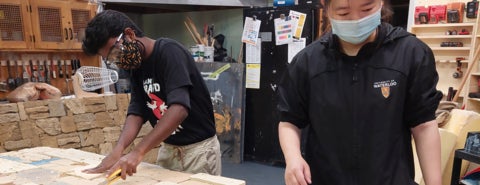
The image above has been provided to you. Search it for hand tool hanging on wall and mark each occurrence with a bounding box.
[7,60,16,90]
[64,60,69,79]
[22,60,30,84]
[0,61,8,92]
[71,59,77,76]
[30,60,37,82]
[51,60,56,79]
[453,57,465,79]
[58,60,64,78]
[453,44,480,102]
[38,60,45,83]
[45,60,50,84]
[14,60,22,87]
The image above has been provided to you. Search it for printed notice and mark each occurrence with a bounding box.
[288,38,306,64]
[241,17,262,46]
[246,38,261,64]
[289,10,307,39]
[274,17,294,46]
[246,64,261,89]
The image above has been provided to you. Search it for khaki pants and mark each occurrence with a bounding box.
[156,135,222,175]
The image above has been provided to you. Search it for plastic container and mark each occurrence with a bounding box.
[204,46,214,62]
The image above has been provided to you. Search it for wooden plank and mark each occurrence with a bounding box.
[190,173,246,185]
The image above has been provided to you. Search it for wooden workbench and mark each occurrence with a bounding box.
[0,147,245,185]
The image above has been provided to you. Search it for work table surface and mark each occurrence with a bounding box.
[0,147,245,185]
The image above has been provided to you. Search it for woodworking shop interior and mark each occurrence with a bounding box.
[2,0,480,185]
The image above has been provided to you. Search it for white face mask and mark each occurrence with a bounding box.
[330,7,382,44]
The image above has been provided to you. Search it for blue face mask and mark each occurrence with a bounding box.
[330,7,381,44]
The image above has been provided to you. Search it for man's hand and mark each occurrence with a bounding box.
[82,152,122,174]
[285,157,311,185]
[107,151,144,180]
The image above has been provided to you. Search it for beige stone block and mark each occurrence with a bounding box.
[0,146,6,153]
[95,112,111,121]
[35,118,61,136]
[19,120,41,146]
[179,180,211,185]
[29,112,50,120]
[0,103,18,114]
[25,106,49,114]
[76,121,96,131]
[43,148,104,165]
[82,96,105,105]
[64,98,86,114]
[155,182,180,185]
[5,139,32,150]
[59,142,81,149]
[60,116,76,133]
[104,94,118,111]
[74,113,95,123]
[82,129,104,146]
[80,146,98,154]
[66,164,104,180]
[17,102,28,120]
[138,123,153,137]
[136,164,191,183]
[111,110,126,126]
[103,126,121,142]
[85,104,106,113]
[117,94,129,111]
[23,100,47,108]
[53,175,98,185]
[0,158,36,173]
[99,143,113,155]
[190,173,245,185]
[40,135,59,148]
[0,173,16,184]
[57,136,80,146]
[0,113,20,124]
[142,147,159,164]
[48,100,66,117]
[0,122,21,142]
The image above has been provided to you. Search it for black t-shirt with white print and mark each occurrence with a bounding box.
[127,38,215,146]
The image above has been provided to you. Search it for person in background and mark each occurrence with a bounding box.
[277,0,442,184]
[81,10,221,180]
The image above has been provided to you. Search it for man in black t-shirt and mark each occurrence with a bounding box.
[80,10,221,180]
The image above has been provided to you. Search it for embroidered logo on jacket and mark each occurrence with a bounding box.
[373,80,397,98]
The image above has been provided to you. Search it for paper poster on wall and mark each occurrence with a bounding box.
[274,16,294,46]
[241,17,262,46]
[289,10,307,39]
[288,38,306,64]
[246,64,261,89]
[246,38,261,64]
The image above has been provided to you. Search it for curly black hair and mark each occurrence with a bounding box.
[82,10,144,56]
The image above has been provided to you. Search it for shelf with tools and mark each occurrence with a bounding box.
[408,1,480,110]
[0,0,100,101]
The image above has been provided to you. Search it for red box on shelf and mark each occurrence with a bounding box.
[429,5,447,24]
[415,6,430,24]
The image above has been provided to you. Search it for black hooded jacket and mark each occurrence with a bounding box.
[277,23,443,185]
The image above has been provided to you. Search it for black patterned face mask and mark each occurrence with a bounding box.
[117,40,143,70]
[103,33,143,70]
